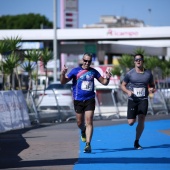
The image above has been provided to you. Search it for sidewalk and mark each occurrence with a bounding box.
[0,122,79,170]
[0,114,170,170]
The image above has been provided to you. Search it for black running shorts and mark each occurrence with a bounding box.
[74,98,95,114]
[127,99,148,119]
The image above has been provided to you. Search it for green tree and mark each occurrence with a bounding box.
[0,14,53,29]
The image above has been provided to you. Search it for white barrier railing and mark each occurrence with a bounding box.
[0,90,31,133]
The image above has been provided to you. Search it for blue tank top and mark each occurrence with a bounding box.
[67,66,101,101]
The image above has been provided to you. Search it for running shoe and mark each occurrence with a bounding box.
[84,143,91,153]
[134,141,143,150]
[81,129,86,142]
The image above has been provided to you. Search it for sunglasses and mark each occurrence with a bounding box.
[83,59,92,63]
[134,58,143,62]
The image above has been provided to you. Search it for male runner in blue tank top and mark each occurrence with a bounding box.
[60,53,112,153]
[121,54,156,149]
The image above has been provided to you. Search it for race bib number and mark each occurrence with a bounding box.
[133,88,145,97]
[81,81,93,91]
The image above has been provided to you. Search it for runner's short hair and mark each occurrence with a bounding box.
[83,53,93,58]
[133,54,144,59]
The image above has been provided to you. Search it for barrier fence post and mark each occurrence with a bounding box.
[29,91,40,124]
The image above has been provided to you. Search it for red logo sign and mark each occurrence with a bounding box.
[107,29,139,37]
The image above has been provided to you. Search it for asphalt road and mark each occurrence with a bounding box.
[0,114,170,170]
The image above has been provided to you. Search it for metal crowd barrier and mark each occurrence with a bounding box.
[23,87,170,124]
[23,90,75,124]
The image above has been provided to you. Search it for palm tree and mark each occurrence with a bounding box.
[0,36,22,90]
[0,59,11,90]
[111,65,122,77]
[0,40,11,55]
[159,59,170,88]
[21,51,37,91]
[1,52,21,90]
[144,56,162,87]
[144,56,160,70]
[24,49,42,91]
[3,36,21,52]
[109,54,133,87]
[40,48,53,89]
[118,54,134,71]
[133,47,145,56]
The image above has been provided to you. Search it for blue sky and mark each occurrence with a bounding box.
[0,0,170,27]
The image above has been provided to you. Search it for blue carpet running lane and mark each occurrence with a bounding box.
[73,120,170,170]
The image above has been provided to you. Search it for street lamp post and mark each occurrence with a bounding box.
[53,0,57,82]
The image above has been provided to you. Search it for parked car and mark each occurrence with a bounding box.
[37,81,74,121]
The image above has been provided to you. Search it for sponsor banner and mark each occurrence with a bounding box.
[94,65,120,87]
[0,93,12,132]
[15,90,31,127]
[3,91,24,130]
[0,90,31,133]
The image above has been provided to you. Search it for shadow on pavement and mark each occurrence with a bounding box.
[77,157,170,164]
[0,124,62,169]
[0,158,77,169]
[92,144,170,153]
